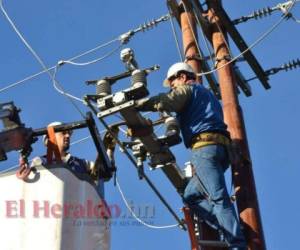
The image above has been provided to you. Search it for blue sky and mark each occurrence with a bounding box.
[0,0,299,249]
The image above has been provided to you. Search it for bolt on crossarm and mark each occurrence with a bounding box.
[206,1,266,249]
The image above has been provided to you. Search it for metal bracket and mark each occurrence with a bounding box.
[96,82,149,111]
[97,100,135,118]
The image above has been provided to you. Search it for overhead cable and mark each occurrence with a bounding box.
[192,9,215,67]
[0,0,86,118]
[116,178,180,229]
[0,12,170,93]
[1,2,127,124]
[167,5,183,62]
[0,39,119,93]
[51,64,128,136]
[247,58,300,82]
[182,2,203,62]
[196,0,297,77]
[290,12,300,24]
[211,9,235,61]
[52,65,84,104]
[0,1,170,123]
[233,0,300,25]
[57,44,123,67]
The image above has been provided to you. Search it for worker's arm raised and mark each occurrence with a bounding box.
[136,85,192,113]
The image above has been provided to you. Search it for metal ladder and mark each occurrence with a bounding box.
[182,207,230,250]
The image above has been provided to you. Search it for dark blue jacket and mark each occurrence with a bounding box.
[138,83,228,147]
[177,84,227,147]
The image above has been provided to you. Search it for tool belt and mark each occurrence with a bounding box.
[190,132,231,150]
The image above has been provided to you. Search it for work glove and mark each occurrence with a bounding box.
[135,98,150,111]
[92,126,119,181]
[103,125,119,150]
[135,97,159,112]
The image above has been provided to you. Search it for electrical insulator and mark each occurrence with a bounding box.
[96,79,112,97]
[131,70,147,87]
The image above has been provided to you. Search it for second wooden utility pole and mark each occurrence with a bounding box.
[207,1,266,249]
[180,1,226,249]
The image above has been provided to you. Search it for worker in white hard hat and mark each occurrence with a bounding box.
[137,62,246,249]
[31,121,105,196]
[42,121,73,155]
[163,62,196,87]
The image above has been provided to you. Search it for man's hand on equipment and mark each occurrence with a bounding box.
[103,126,119,150]
[135,98,151,111]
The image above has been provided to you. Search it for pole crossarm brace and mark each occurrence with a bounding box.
[233,65,252,96]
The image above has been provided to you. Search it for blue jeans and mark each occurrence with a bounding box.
[183,145,246,249]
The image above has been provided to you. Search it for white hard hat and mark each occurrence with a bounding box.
[43,121,63,145]
[163,62,196,87]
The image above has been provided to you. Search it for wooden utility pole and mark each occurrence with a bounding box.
[207,1,266,249]
[180,1,226,249]
[180,2,201,77]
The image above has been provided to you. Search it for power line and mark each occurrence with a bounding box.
[0,12,170,94]
[1,9,165,133]
[167,5,183,62]
[1,10,134,137]
[116,177,180,229]
[2,1,129,120]
[247,58,300,81]
[50,44,124,104]
[182,1,203,62]
[196,0,297,77]
[50,44,123,103]
[58,44,123,67]
[232,0,300,25]
[0,39,119,93]
[0,0,86,118]
[193,9,215,69]
[51,65,85,104]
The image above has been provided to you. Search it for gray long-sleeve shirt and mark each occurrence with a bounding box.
[137,85,192,113]
[138,84,227,147]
